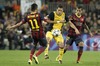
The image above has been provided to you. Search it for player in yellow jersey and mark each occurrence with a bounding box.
[44,4,69,64]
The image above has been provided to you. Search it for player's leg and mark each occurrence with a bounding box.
[75,36,84,63]
[44,44,49,59]
[54,34,64,64]
[28,41,38,65]
[35,37,47,57]
[44,31,53,59]
[64,44,70,53]
[64,37,74,53]
[33,37,47,64]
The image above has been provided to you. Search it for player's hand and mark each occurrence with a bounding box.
[59,20,66,23]
[56,20,66,23]
[75,29,80,35]
[89,32,93,37]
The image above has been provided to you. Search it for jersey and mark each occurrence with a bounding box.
[22,12,45,39]
[68,13,85,36]
[47,11,68,31]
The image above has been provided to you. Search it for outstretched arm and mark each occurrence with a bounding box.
[45,18,58,23]
[6,21,23,30]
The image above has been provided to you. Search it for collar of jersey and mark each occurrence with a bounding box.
[75,13,81,18]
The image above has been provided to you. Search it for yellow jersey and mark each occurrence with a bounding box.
[46,11,68,31]
[53,11,65,30]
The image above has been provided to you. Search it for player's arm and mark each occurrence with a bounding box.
[84,23,93,36]
[7,21,23,30]
[46,18,58,23]
[7,16,27,30]
[69,21,80,34]
[68,15,80,34]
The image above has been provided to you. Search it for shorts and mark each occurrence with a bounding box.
[66,36,83,46]
[32,31,47,47]
[32,37,47,47]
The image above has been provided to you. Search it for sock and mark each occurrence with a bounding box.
[44,44,49,55]
[35,47,45,57]
[59,48,64,60]
[30,48,35,60]
[77,47,83,62]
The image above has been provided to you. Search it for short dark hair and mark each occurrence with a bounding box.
[77,5,83,9]
[31,3,38,11]
[57,4,63,8]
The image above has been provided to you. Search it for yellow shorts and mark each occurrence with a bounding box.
[46,31,64,44]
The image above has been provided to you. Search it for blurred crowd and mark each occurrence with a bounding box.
[0,0,100,50]
[0,0,33,50]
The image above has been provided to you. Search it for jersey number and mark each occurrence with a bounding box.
[29,19,39,29]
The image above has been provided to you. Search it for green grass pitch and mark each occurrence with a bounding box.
[0,50,100,66]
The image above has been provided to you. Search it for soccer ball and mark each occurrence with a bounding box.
[52,29,61,36]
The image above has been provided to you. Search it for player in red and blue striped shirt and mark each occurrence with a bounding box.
[64,6,93,63]
[7,3,47,64]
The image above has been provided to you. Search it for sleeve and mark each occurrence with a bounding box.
[48,12,54,20]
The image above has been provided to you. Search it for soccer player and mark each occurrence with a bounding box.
[64,6,93,63]
[44,4,69,64]
[6,3,47,64]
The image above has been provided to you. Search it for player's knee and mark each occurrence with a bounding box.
[58,42,64,49]
[64,47,67,50]
[78,42,84,46]
[64,44,69,50]
[46,37,51,42]
[59,45,64,49]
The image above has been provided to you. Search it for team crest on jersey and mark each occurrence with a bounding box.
[80,18,84,22]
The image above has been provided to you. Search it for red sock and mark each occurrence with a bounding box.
[30,48,35,60]
[77,50,83,62]
[35,47,45,57]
